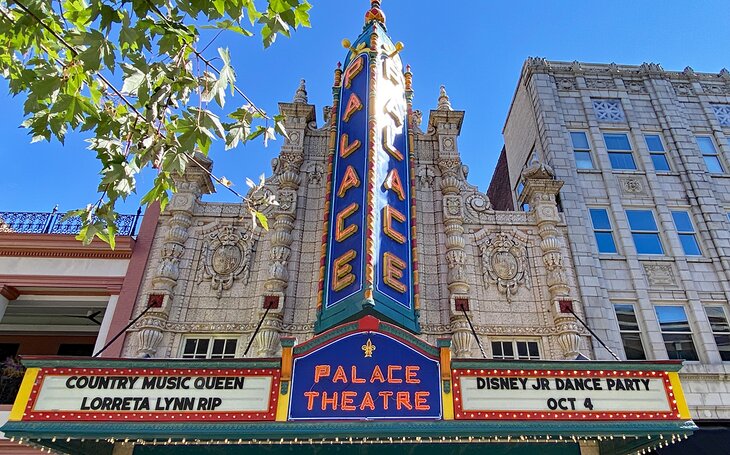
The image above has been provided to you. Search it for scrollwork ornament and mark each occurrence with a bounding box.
[479,232,529,302]
[198,225,254,298]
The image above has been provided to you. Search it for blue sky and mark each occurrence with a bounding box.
[2,0,729,214]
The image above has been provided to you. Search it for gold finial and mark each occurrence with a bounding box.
[361,338,376,357]
[388,41,404,58]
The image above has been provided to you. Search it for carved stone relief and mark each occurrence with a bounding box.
[417,165,435,188]
[306,163,324,186]
[702,84,730,96]
[618,176,648,196]
[643,263,677,288]
[624,80,647,94]
[585,78,616,90]
[478,232,529,302]
[463,193,492,223]
[672,83,693,96]
[198,225,254,298]
[556,77,577,91]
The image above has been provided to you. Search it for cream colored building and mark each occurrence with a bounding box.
[497,58,730,444]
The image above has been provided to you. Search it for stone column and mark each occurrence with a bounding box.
[136,155,214,358]
[429,87,473,357]
[520,162,580,359]
[255,84,314,357]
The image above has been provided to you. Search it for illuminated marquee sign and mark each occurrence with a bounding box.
[288,327,441,420]
[453,367,683,421]
[318,19,418,333]
[19,366,279,422]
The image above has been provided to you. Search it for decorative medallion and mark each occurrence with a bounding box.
[199,225,254,298]
[479,232,529,302]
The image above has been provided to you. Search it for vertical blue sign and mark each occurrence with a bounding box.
[317,19,418,334]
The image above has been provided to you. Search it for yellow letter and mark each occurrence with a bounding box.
[337,165,361,198]
[340,133,361,158]
[383,168,406,201]
[383,252,407,293]
[336,203,359,242]
[342,93,363,123]
[343,56,364,89]
[332,250,357,291]
[382,205,406,244]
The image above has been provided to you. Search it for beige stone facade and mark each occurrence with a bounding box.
[121,81,594,366]
[501,59,730,421]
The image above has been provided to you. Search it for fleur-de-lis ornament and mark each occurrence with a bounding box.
[362,338,376,358]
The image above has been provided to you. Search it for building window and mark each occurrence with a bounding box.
[626,210,664,255]
[603,133,637,170]
[182,338,237,359]
[593,99,625,122]
[712,104,730,126]
[705,306,730,361]
[614,304,646,360]
[696,136,724,173]
[491,340,540,360]
[570,131,594,169]
[644,134,671,172]
[589,208,617,254]
[671,210,702,256]
[655,306,698,361]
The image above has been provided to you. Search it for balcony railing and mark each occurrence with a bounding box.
[0,207,142,236]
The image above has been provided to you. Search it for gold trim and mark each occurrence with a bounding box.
[668,372,691,419]
[9,368,39,421]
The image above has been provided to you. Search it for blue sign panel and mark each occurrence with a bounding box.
[373,53,412,310]
[288,331,441,420]
[324,53,369,309]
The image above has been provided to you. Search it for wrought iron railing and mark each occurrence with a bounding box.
[0,207,142,236]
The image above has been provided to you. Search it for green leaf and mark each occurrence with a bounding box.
[294,2,312,27]
[255,211,269,230]
[121,63,146,94]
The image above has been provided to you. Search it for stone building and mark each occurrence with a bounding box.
[493,58,730,448]
[119,43,590,369]
[1,3,699,454]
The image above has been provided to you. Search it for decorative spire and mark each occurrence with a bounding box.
[293,79,308,104]
[437,85,452,111]
[364,0,386,25]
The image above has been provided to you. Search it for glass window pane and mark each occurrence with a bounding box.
[604,133,632,150]
[225,340,237,355]
[697,136,717,154]
[196,339,209,355]
[655,306,690,331]
[503,342,514,358]
[608,152,637,170]
[184,339,197,356]
[651,154,671,171]
[620,333,646,360]
[706,307,730,333]
[589,209,611,229]
[633,233,664,254]
[491,342,503,357]
[517,342,528,357]
[662,333,698,361]
[626,210,658,231]
[671,211,693,232]
[645,135,665,152]
[595,232,618,253]
[571,132,590,149]
[575,151,594,169]
[704,155,724,173]
[528,342,539,357]
[714,334,730,361]
[615,304,640,331]
[212,339,225,355]
[679,234,702,255]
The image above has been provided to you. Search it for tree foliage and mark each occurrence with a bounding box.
[0,0,311,246]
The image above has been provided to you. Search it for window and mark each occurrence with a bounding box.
[603,133,637,170]
[644,134,671,172]
[491,340,540,360]
[655,306,698,361]
[614,304,646,360]
[593,99,625,122]
[570,132,594,169]
[589,208,617,253]
[696,136,724,173]
[671,211,701,256]
[182,338,237,359]
[712,104,730,126]
[626,210,664,255]
[706,306,730,361]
